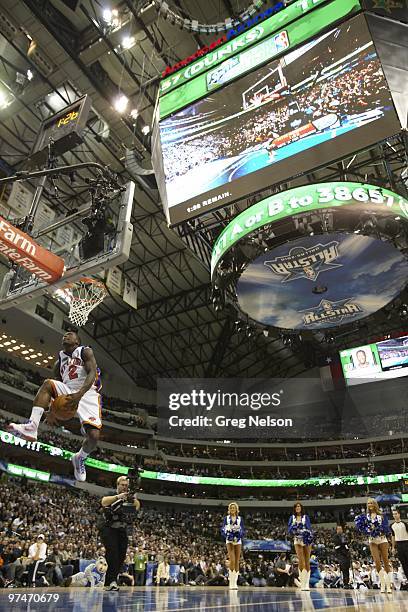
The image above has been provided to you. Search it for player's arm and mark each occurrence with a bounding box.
[68,347,97,405]
[52,360,62,382]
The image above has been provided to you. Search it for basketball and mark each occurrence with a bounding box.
[51,395,77,421]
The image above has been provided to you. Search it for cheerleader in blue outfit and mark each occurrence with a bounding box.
[221,502,245,590]
[354,498,392,593]
[288,502,313,591]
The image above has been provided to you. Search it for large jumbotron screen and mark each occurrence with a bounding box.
[156,13,401,225]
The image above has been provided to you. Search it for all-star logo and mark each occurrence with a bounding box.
[264,241,342,282]
[372,0,404,13]
[301,298,363,326]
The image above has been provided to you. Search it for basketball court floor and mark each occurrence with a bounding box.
[3,587,408,611]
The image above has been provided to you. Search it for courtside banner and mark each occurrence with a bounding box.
[0,216,65,283]
[157,376,408,439]
[244,540,291,552]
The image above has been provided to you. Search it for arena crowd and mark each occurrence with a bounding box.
[0,478,406,590]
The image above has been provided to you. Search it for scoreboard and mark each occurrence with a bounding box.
[29,95,91,167]
[152,0,402,225]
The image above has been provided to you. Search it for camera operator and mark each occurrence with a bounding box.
[99,475,140,591]
[333,525,351,588]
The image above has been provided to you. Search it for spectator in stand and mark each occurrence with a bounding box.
[274,552,290,588]
[44,544,73,586]
[156,557,170,586]
[26,534,47,587]
[134,547,147,586]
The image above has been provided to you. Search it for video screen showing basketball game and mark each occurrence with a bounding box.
[340,334,408,385]
[377,335,408,372]
[160,14,400,224]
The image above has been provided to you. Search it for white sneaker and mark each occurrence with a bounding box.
[7,421,38,442]
[71,452,86,482]
[104,581,119,591]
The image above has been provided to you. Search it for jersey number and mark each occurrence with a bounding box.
[68,365,78,380]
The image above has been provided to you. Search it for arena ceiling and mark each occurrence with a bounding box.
[0,0,407,388]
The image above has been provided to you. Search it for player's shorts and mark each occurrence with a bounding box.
[226,539,242,546]
[49,380,102,429]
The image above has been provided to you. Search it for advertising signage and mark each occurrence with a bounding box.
[161,2,286,79]
[2,429,407,488]
[159,0,361,119]
[211,182,408,275]
[160,0,336,97]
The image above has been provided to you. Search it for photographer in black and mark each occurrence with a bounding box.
[333,524,351,588]
[99,474,141,591]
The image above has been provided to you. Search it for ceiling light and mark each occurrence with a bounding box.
[27,69,33,81]
[103,8,119,27]
[0,91,8,109]
[399,304,408,319]
[21,350,29,354]
[7,348,13,352]
[20,344,25,348]
[141,124,150,135]
[10,339,16,343]
[35,362,41,365]
[122,36,135,50]
[114,94,128,113]
[48,92,60,108]
[102,8,112,22]
[130,108,138,120]
[3,341,11,346]
[28,348,34,352]
[25,357,30,361]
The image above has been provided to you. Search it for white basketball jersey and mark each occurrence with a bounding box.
[59,345,101,392]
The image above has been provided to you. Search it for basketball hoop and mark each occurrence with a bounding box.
[59,277,107,327]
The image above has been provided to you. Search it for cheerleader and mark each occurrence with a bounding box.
[354,498,392,593]
[288,502,313,591]
[221,502,245,590]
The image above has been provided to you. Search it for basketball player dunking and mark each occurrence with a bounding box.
[8,330,102,482]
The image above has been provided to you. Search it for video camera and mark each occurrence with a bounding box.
[100,463,144,528]
[122,465,143,515]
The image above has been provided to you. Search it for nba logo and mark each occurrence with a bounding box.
[274,30,289,52]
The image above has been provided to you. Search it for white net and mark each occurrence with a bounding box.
[61,278,107,327]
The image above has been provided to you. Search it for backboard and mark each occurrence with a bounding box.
[0,181,134,310]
